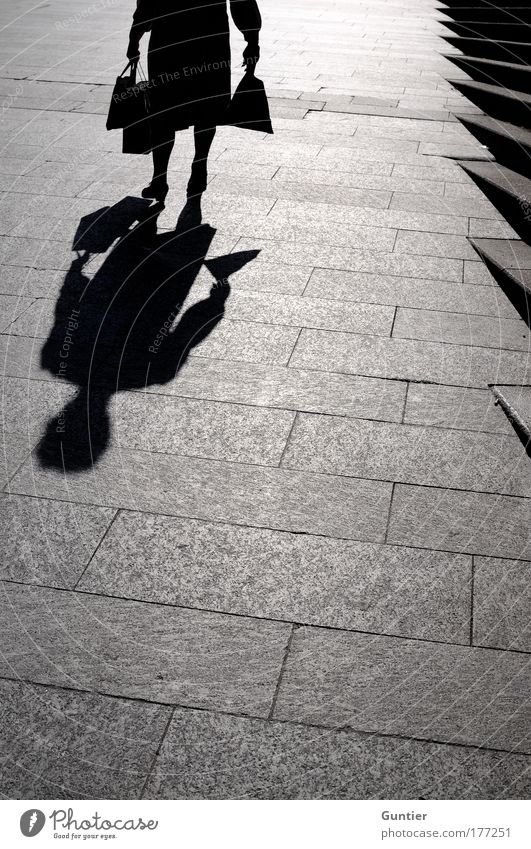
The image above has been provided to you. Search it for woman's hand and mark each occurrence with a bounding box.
[242,42,260,73]
[127,37,140,61]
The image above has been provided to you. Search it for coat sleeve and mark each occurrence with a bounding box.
[230,0,262,44]
[130,0,153,38]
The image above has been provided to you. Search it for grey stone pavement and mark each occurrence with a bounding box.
[0,0,530,800]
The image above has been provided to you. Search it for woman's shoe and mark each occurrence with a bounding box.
[186,161,207,198]
[141,177,169,203]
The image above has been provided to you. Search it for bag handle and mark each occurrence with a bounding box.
[119,59,138,81]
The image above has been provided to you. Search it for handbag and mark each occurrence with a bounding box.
[106,60,152,155]
[224,70,273,134]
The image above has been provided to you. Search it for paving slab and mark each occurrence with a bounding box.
[388,484,531,561]
[290,329,531,388]
[404,384,513,436]
[0,494,114,588]
[8,450,393,542]
[235,240,463,281]
[274,627,531,752]
[394,231,479,260]
[0,582,290,717]
[393,308,530,353]
[80,511,471,644]
[0,678,171,799]
[305,269,518,318]
[282,414,531,497]
[473,558,531,654]
[108,395,294,465]
[144,706,531,799]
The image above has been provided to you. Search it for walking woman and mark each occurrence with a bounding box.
[127,0,262,203]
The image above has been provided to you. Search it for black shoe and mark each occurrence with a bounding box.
[187,162,207,198]
[141,178,169,203]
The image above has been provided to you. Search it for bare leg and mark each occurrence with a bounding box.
[187,123,216,196]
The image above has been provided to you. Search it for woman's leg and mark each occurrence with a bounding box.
[188,123,216,196]
[152,130,175,182]
[142,125,174,201]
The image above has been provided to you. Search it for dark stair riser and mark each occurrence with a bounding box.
[440,1,531,8]
[451,80,531,128]
[442,7,531,23]
[444,36,531,64]
[444,21,531,41]
[459,117,531,174]
[446,55,531,93]
[462,167,531,242]
[470,243,531,328]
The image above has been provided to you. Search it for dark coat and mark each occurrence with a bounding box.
[131,0,261,130]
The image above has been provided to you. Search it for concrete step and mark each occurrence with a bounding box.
[444,21,531,41]
[440,6,531,23]
[441,0,531,6]
[445,55,531,94]
[459,161,531,241]
[458,114,531,174]
[444,35,531,63]
[449,78,531,128]
[470,238,531,327]
[492,385,531,443]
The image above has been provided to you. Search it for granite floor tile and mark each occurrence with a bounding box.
[305,269,518,318]
[464,261,497,286]
[387,484,531,560]
[393,308,530,352]
[0,678,172,799]
[148,357,407,421]
[269,198,468,236]
[231,218,399,252]
[274,166,445,196]
[0,583,290,717]
[394,231,478,260]
[0,376,75,435]
[393,163,469,184]
[235,241,463,282]
[218,290,395,335]
[144,705,531,799]
[290,329,531,388]
[185,320,301,367]
[9,450,392,542]
[404,384,513,435]
[282,414,531,497]
[0,236,73,271]
[210,175,392,209]
[79,511,471,643]
[473,558,531,653]
[198,261,313,296]
[390,192,500,219]
[0,494,114,588]
[110,394,294,465]
[469,219,519,240]
[274,627,531,752]
[0,337,406,422]
[0,293,34,331]
[1,431,36,488]
[0,334,49,381]
[0,264,64,298]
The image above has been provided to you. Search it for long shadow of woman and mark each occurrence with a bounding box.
[37,197,259,472]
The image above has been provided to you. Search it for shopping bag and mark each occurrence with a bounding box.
[224,71,273,134]
[106,60,152,154]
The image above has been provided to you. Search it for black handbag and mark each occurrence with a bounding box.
[224,71,273,134]
[106,60,152,154]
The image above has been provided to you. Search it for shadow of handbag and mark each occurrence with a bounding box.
[106,60,152,154]
[224,70,273,134]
